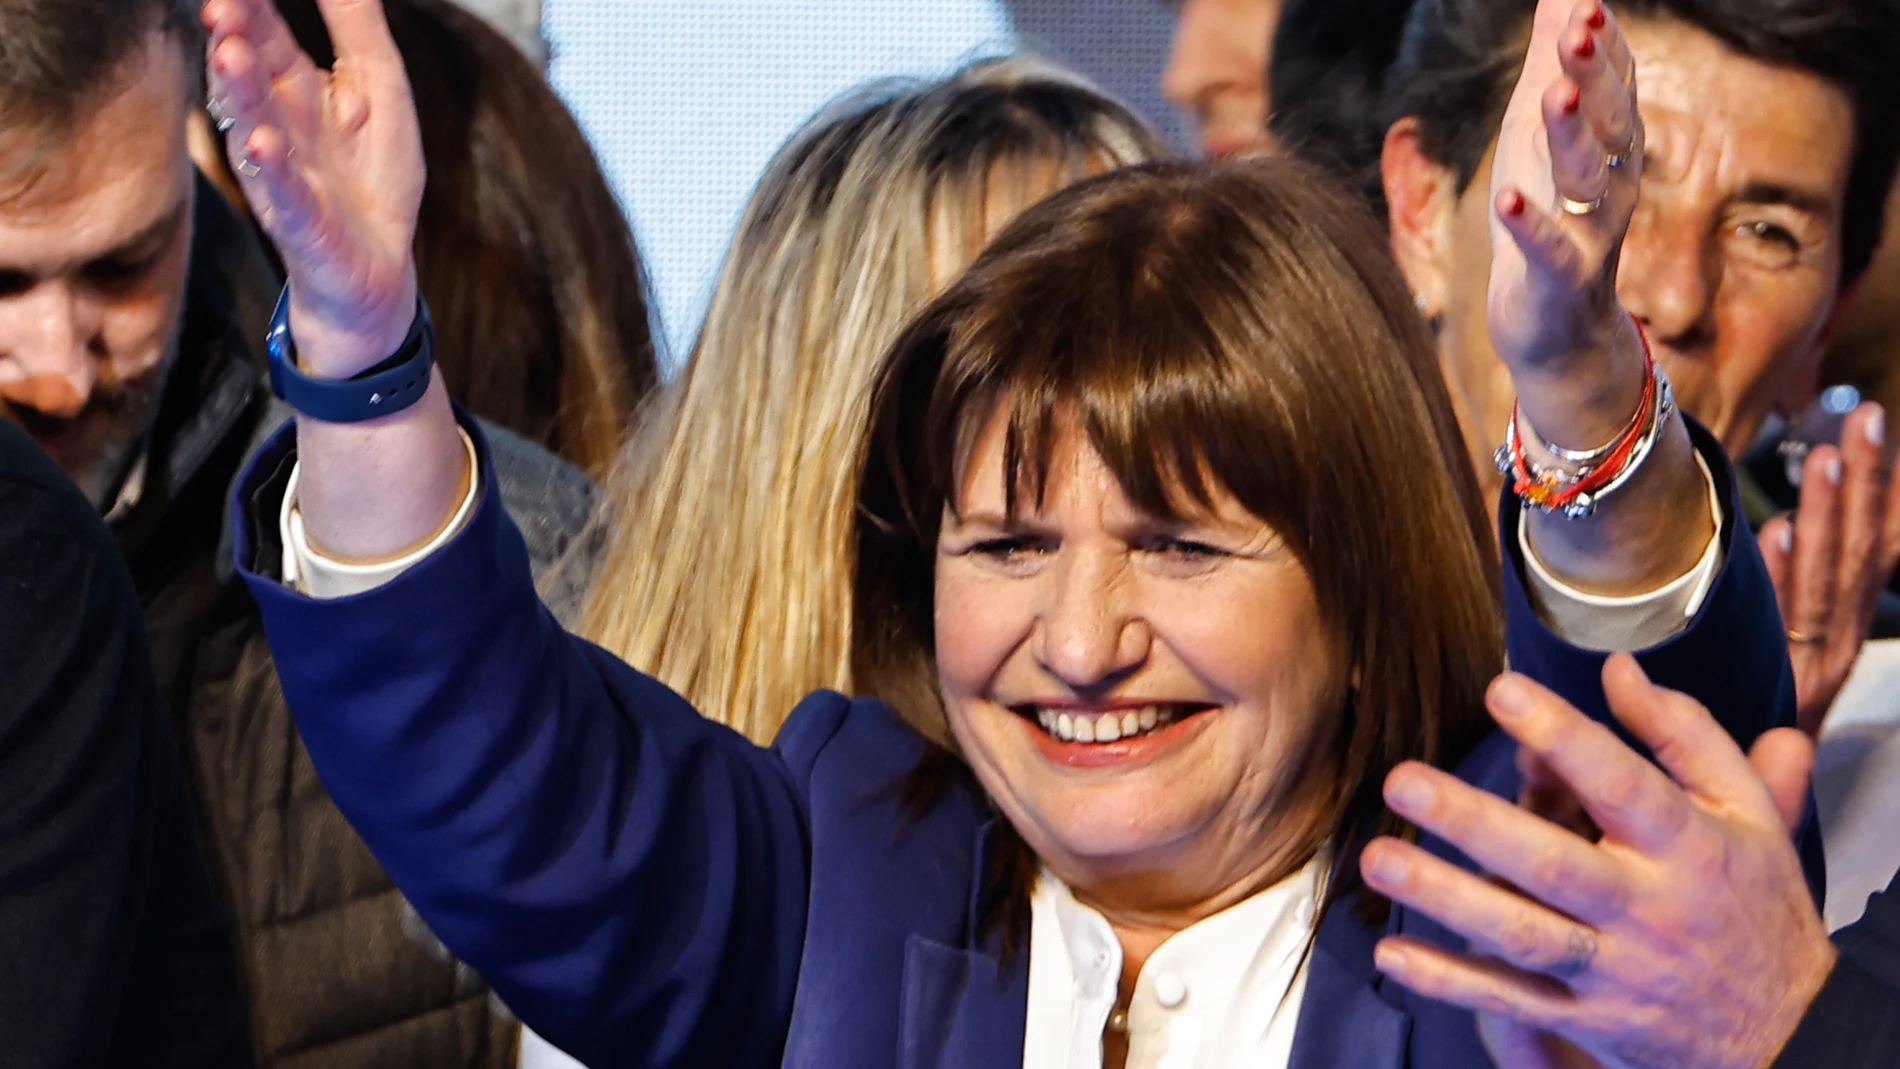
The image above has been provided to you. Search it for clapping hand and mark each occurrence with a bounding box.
[1757,402,1900,734]
[202,0,422,374]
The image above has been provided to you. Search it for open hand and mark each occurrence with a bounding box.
[202,0,422,374]
[1758,402,1900,734]
[1360,657,1833,1069]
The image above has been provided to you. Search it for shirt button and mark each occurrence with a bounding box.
[1154,973,1188,1009]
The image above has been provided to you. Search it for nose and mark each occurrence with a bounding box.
[1616,207,1716,353]
[0,282,100,418]
[1035,550,1151,691]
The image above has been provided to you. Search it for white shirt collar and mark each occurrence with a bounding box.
[1023,852,1326,1069]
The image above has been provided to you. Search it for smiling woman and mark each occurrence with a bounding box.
[206,0,1805,1065]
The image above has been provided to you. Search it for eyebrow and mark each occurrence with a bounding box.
[1735,181,1836,219]
[92,198,190,265]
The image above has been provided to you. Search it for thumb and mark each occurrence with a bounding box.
[1749,727,1816,834]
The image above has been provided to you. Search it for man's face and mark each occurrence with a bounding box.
[1161,0,1282,159]
[1425,16,1852,489]
[0,30,194,509]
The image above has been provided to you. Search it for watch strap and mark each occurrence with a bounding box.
[266,286,436,423]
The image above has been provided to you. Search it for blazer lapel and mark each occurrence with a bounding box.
[897,820,1030,1069]
[1288,877,1410,1069]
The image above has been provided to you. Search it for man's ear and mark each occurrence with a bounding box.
[1381,116,1459,324]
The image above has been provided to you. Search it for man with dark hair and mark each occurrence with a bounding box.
[1379,0,1900,730]
[0,415,253,1067]
[0,1,596,1065]
[1161,0,1282,158]
[1264,0,1417,191]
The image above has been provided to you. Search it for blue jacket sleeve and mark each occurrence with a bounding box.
[1497,417,1823,899]
[230,418,816,1069]
[1773,882,1900,1067]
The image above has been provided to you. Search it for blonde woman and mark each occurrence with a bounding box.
[579,58,1169,741]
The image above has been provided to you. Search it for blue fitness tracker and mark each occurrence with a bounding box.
[266,285,436,423]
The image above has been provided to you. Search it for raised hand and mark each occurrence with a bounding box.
[1758,401,1900,734]
[1488,0,1642,395]
[1360,658,1833,1069]
[202,0,423,373]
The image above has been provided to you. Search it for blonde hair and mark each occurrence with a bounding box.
[579,57,1166,741]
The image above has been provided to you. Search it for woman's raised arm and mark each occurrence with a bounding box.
[1488,0,1715,592]
[203,0,463,561]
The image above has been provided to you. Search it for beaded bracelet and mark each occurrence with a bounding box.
[1493,318,1675,519]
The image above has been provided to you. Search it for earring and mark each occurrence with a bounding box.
[1413,293,1444,333]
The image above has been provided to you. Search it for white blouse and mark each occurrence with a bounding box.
[1023,858,1324,1069]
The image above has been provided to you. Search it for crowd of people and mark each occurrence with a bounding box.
[1,0,1896,1067]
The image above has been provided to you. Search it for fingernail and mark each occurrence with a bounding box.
[1588,5,1607,28]
[1576,33,1597,60]
[1365,845,1411,885]
[1490,673,1534,720]
[1866,404,1885,447]
[1563,86,1581,114]
[1827,454,1844,486]
[1779,523,1794,554]
[1387,772,1436,815]
[1505,191,1526,217]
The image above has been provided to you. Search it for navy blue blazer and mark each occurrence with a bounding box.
[232,416,1809,1069]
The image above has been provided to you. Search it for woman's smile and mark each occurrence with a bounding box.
[1011,700,1220,768]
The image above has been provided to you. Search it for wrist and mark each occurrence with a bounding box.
[1511,313,1648,452]
[285,271,420,379]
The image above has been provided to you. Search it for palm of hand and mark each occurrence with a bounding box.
[207,0,424,369]
[1485,0,1639,374]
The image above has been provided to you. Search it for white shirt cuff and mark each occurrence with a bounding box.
[1520,449,1724,651]
[280,428,481,599]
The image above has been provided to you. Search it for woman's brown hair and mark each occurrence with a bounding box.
[855,157,1505,931]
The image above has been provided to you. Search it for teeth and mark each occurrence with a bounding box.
[1030,703,1193,744]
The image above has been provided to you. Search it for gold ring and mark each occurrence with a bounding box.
[1787,628,1827,645]
[1558,191,1605,216]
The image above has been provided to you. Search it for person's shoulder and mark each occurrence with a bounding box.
[773,691,933,801]
[0,420,116,566]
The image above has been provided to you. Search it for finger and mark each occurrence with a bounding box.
[1542,76,1612,209]
[237,125,322,251]
[1479,1017,1598,1069]
[1557,10,1636,167]
[202,0,321,87]
[314,0,403,72]
[1485,669,1694,854]
[1749,728,1816,833]
[1362,837,1609,977]
[207,34,282,161]
[1380,762,1625,924]
[1600,655,1786,825]
[1518,751,1595,839]
[1759,514,1795,617]
[1790,445,1845,639]
[1497,190,1590,289]
[1373,936,1582,1031]
[1582,0,1636,91]
[1838,403,1894,631]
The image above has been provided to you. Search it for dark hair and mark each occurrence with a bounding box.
[855,157,1504,940]
[1268,0,1418,198]
[1384,0,1900,280]
[0,0,203,167]
[272,0,659,474]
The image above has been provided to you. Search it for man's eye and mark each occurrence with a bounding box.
[1730,220,1805,269]
[972,537,1038,560]
[0,270,31,298]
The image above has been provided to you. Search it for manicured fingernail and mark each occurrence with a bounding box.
[1779,523,1794,554]
[1588,6,1607,28]
[1576,33,1596,60]
[1505,191,1526,217]
[1365,846,1411,885]
[1563,86,1581,114]
[1387,772,1436,815]
[1866,404,1886,447]
[1490,674,1534,719]
[1827,454,1844,485]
